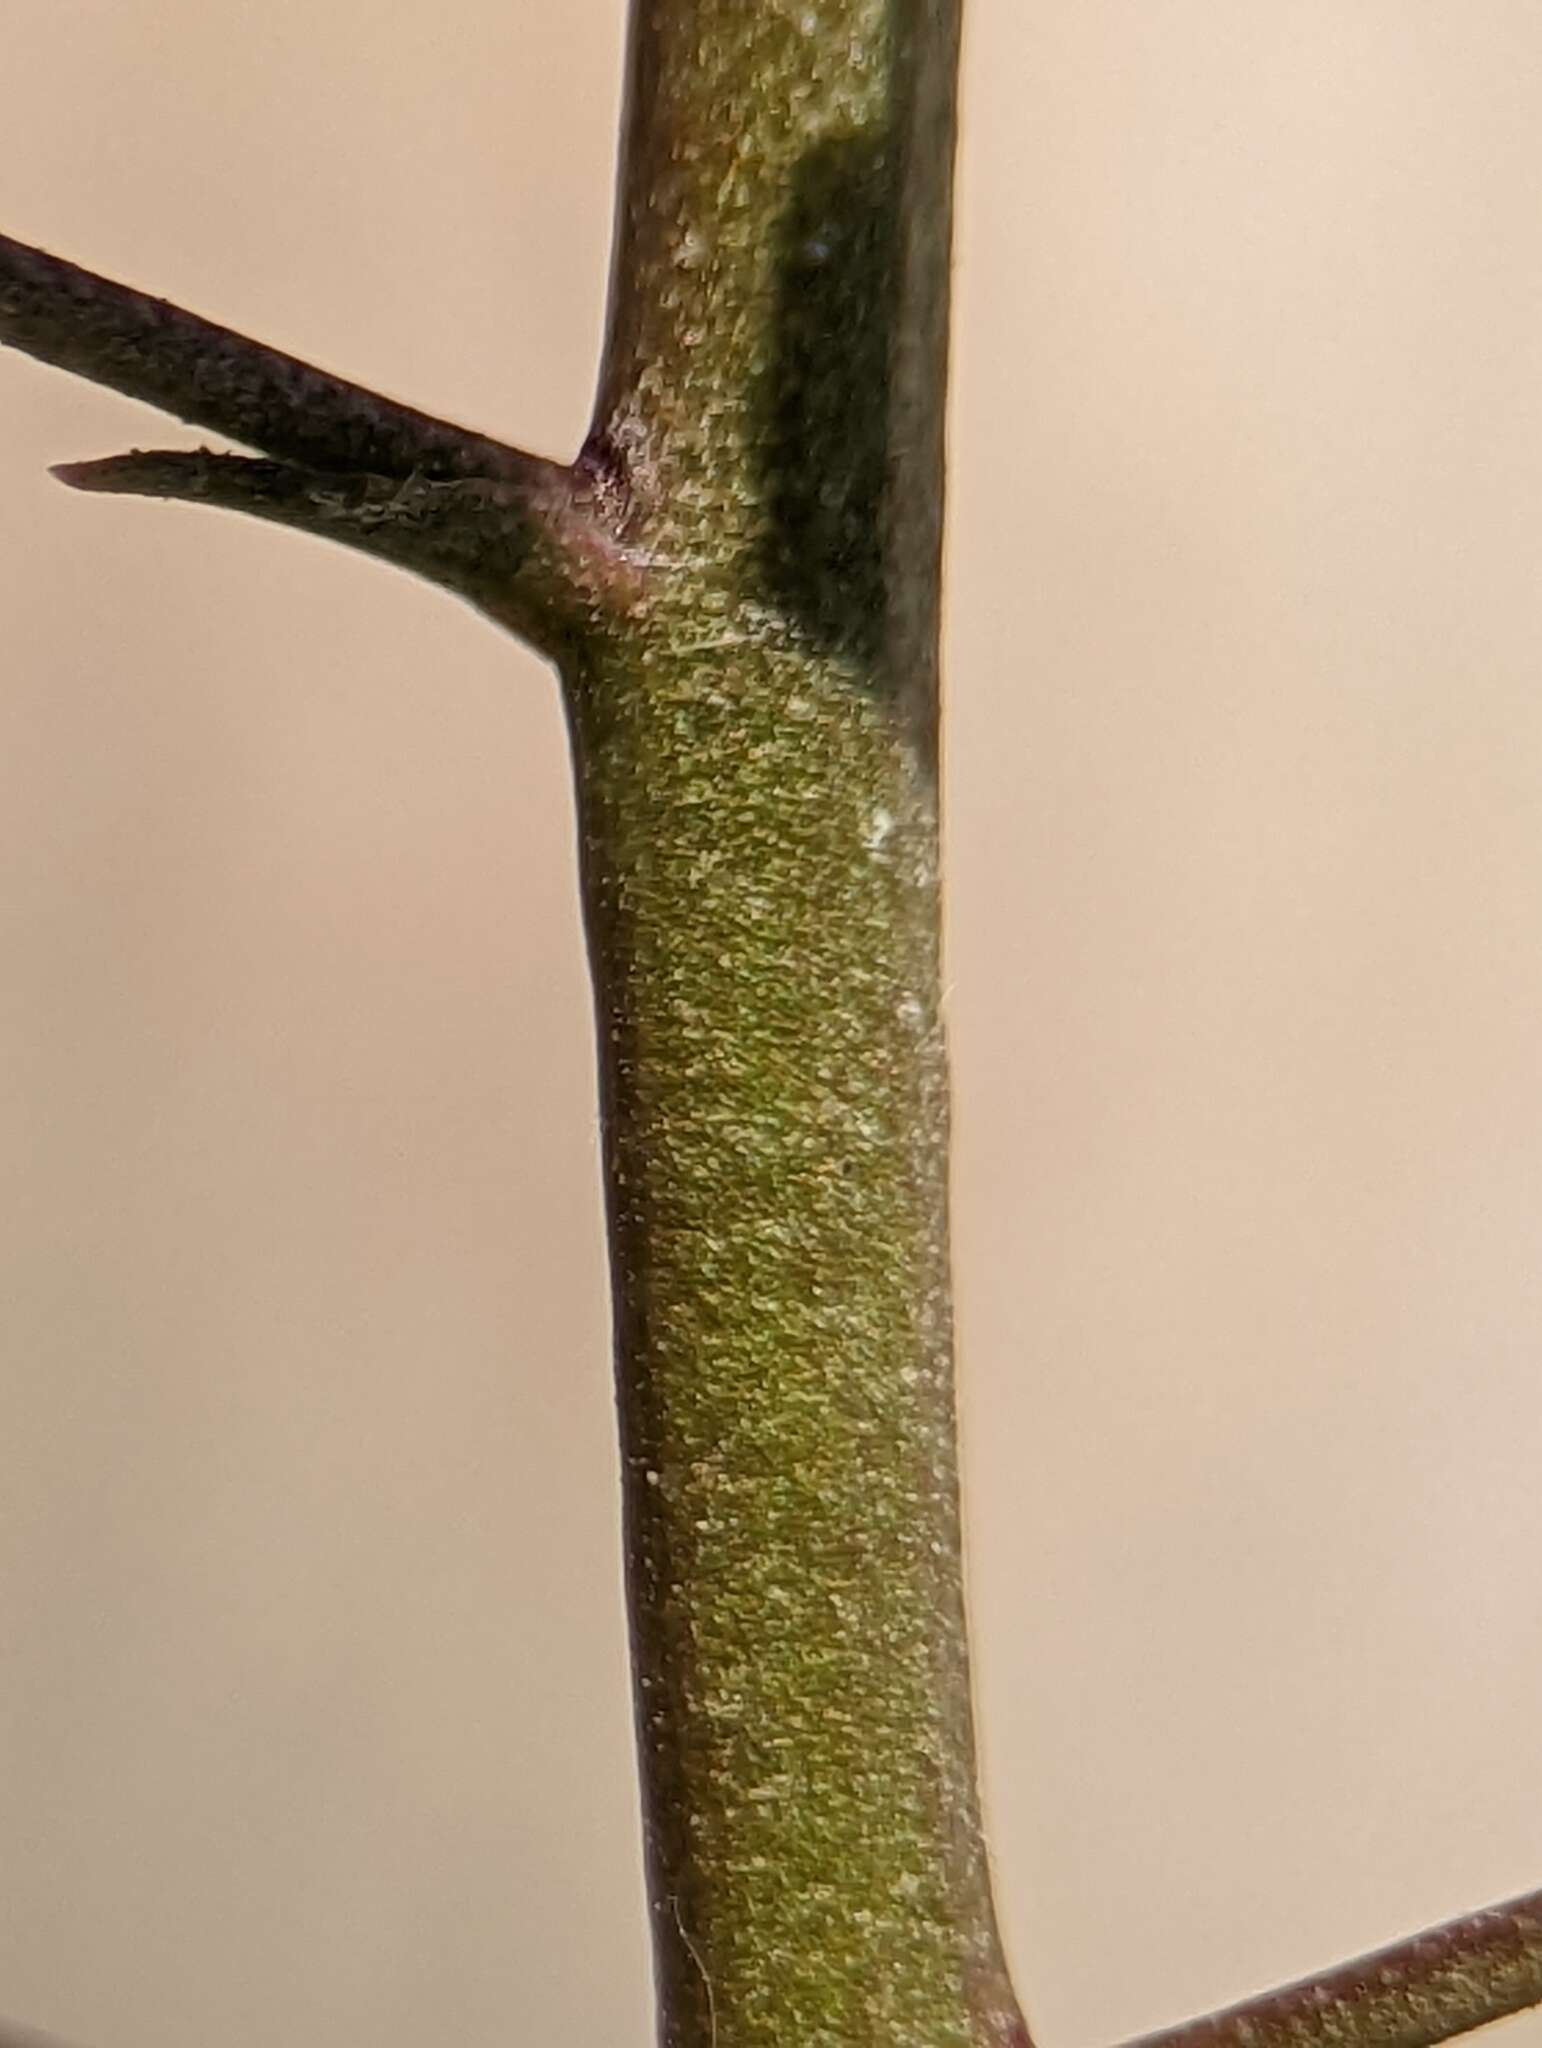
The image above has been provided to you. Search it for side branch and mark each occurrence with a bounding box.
[4,1886,1538,2048]
[53,450,554,605]
[1127,1884,1542,2048]
[0,231,526,481]
[0,230,628,644]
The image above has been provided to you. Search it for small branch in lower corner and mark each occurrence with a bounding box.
[1124,1882,1542,2048]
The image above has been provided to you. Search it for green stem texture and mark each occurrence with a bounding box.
[566,5,1026,2045]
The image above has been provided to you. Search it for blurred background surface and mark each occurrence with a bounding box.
[3,4,1541,2044]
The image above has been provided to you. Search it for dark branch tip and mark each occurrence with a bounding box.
[50,450,162,493]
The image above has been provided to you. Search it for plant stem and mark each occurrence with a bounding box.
[1125,1885,1542,2048]
[5,6,1542,2047]
[568,4,1025,2044]
[0,230,529,480]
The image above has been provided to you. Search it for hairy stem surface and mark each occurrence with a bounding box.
[1127,1886,1542,2048]
[569,4,1025,2045]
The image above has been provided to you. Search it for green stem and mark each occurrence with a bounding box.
[1125,1885,1542,2048]
[570,4,1024,2043]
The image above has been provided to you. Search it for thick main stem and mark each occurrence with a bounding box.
[569,5,1024,2045]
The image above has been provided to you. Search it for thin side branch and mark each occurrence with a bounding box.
[53,449,553,603]
[0,230,527,481]
[0,230,626,643]
[1126,1884,1542,2048]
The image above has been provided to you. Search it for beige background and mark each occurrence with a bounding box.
[3,3,1542,2044]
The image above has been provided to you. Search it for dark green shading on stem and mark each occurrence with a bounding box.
[756,129,899,667]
